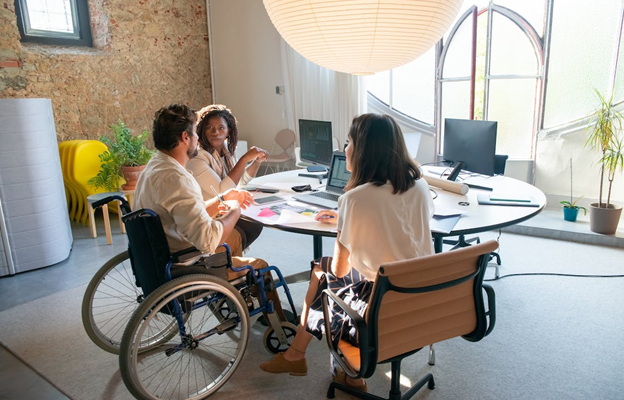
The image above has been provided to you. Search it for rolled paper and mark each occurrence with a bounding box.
[423,173,469,195]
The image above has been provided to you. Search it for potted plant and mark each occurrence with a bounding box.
[585,89,624,234]
[88,120,154,191]
[559,157,587,222]
[560,197,587,222]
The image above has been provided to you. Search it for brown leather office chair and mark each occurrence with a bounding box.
[322,240,498,400]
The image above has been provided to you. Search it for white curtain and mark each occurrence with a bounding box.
[280,39,367,150]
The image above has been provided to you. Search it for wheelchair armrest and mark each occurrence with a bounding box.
[92,195,131,214]
[321,289,369,379]
[170,247,200,262]
[483,283,496,336]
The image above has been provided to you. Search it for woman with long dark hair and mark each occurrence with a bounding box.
[260,113,435,390]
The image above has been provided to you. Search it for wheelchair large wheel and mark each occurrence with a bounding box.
[119,274,250,400]
[82,251,143,354]
[82,251,179,354]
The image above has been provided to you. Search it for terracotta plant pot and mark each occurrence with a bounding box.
[120,165,146,190]
[589,203,622,234]
[563,207,579,222]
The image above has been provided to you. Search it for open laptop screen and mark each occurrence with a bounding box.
[327,153,350,191]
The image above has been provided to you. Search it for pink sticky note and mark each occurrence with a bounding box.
[258,208,277,217]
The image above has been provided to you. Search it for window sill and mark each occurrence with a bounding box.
[20,43,108,57]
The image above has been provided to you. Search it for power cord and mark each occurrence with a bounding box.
[485,272,624,281]
[484,229,624,281]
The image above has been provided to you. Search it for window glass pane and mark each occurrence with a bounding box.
[494,0,546,37]
[544,0,620,127]
[440,81,471,153]
[490,12,539,75]
[367,70,390,105]
[25,0,74,33]
[615,26,624,103]
[444,0,490,42]
[488,78,537,159]
[443,16,473,78]
[392,47,435,124]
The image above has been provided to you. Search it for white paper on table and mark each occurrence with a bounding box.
[275,210,316,225]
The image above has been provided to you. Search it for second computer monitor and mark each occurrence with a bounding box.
[299,119,333,167]
[443,118,498,176]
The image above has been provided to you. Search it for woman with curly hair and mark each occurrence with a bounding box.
[187,104,268,254]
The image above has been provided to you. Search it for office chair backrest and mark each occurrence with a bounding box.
[275,129,295,151]
[123,209,172,297]
[494,154,508,175]
[369,240,498,364]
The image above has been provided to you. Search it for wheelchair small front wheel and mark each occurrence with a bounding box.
[263,321,298,354]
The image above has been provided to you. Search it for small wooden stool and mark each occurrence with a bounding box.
[87,192,127,245]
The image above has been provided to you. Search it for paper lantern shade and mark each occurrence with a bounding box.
[263,0,463,75]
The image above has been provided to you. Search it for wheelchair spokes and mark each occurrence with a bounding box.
[82,250,144,354]
[120,275,250,400]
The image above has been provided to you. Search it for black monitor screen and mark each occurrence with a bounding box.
[299,119,333,167]
[443,118,498,176]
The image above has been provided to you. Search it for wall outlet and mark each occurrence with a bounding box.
[275,86,284,95]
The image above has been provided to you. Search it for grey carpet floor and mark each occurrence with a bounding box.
[1,229,623,399]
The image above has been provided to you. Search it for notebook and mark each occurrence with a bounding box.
[292,152,350,209]
[477,194,540,207]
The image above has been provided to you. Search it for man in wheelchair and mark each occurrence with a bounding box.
[133,103,285,320]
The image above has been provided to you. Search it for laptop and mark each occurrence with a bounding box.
[292,152,350,209]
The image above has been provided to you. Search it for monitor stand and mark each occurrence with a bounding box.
[447,161,465,182]
[298,172,328,183]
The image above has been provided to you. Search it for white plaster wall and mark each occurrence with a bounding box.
[208,0,287,152]
[535,123,624,213]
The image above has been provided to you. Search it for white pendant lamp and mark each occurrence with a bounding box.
[263,0,463,75]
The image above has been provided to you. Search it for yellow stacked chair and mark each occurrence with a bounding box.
[59,140,122,224]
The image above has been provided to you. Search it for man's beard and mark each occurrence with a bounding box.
[188,146,198,159]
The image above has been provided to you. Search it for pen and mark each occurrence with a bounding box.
[316,215,335,220]
[210,186,226,206]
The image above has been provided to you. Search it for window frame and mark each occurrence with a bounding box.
[14,0,93,47]
[436,2,550,162]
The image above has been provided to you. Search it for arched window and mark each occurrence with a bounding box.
[438,1,547,160]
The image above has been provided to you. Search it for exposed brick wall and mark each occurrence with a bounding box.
[0,0,212,142]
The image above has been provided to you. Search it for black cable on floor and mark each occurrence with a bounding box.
[485,272,624,281]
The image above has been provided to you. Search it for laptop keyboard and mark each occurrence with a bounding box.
[310,191,340,201]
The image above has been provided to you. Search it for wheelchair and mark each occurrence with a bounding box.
[81,195,299,399]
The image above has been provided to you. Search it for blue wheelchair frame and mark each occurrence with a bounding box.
[91,194,298,353]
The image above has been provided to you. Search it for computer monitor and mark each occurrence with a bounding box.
[443,118,498,177]
[299,119,333,168]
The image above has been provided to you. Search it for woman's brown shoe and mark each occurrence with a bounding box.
[260,353,307,376]
[332,370,368,393]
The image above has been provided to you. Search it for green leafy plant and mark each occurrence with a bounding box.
[560,157,587,215]
[585,89,624,208]
[598,135,624,207]
[88,120,154,191]
[560,197,587,215]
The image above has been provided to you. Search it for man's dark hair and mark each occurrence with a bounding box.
[196,104,239,155]
[152,104,197,151]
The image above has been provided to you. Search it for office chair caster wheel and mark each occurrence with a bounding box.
[263,321,297,354]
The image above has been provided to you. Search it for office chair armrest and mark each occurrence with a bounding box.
[321,289,369,379]
[483,283,496,336]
